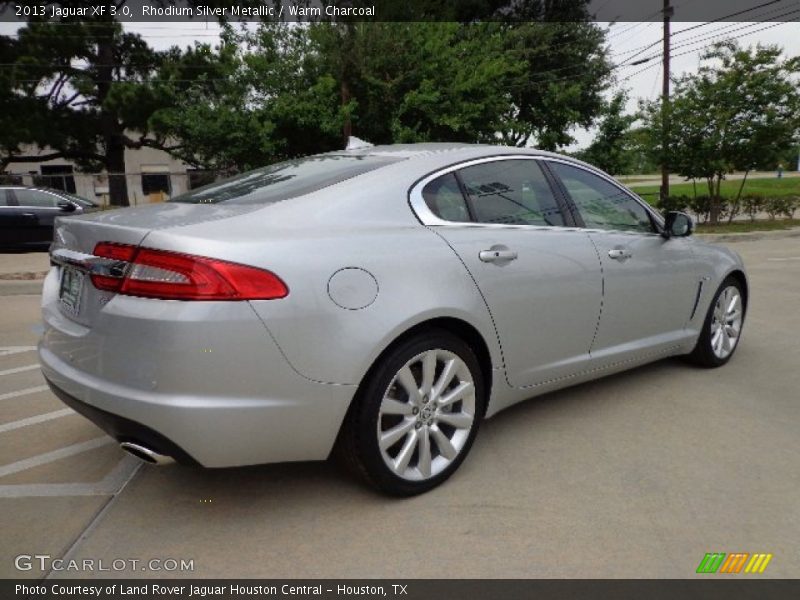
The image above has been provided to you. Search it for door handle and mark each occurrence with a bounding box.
[479,249,518,263]
[608,248,632,260]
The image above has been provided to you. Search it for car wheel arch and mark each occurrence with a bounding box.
[726,269,748,309]
[349,317,494,420]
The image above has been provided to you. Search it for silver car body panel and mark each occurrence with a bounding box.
[39,143,747,466]
[39,267,355,467]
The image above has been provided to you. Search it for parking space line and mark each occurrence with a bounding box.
[44,457,143,579]
[0,408,74,434]
[0,364,40,377]
[766,257,800,261]
[0,437,113,478]
[0,346,37,356]
[0,455,141,498]
[0,385,49,401]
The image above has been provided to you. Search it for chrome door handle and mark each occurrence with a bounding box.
[608,248,632,260]
[479,249,518,263]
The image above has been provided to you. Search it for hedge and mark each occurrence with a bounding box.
[655,194,799,223]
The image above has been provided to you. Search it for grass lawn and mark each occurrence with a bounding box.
[695,218,800,234]
[628,176,800,200]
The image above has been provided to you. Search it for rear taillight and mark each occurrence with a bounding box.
[91,242,137,292]
[91,243,288,301]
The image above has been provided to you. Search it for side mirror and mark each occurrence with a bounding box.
[57,200,76,212]
[663,211,693,238]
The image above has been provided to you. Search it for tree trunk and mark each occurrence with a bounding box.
[709,175,723,225]
[728,170,749,224]
[106,136,128,207]
[341,80,352,146]
[96,22,129,207]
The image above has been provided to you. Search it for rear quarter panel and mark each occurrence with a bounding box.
[251,225,503,386]
[140,161,505,388]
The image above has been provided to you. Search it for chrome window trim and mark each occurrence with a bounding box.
[408,154,665,237]
[408,155,573,231]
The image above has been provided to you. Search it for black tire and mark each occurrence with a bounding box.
[335,329,486,496]
[687,276,746,368]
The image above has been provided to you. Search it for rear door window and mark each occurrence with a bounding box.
[14,189,59,207]
[457,160,565,226]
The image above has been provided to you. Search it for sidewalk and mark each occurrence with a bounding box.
[0,251,50,280]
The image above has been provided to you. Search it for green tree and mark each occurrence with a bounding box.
[0,1,237,205]
[641,41,800,223]
[157,19,612,168]
[150,23,349,170]
[301,19,611,149]
[574,91,635,175]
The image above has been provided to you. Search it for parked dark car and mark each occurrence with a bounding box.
[0,186,99,247]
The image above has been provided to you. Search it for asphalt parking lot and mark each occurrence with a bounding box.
[1,233,799,579]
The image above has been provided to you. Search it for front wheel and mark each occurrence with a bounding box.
[687,277,746,368]
[337,330,485,496]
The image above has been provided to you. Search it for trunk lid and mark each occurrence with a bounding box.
[48,203,263,327]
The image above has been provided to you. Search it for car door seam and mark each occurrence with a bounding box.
[427,226,511,388]
[584,232,605,355]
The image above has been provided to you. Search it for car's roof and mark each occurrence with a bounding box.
[0,185,66,192]
[334,142,561,161]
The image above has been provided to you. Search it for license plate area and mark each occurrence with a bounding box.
[59,266,85,316]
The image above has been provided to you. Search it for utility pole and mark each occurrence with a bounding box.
[661,0,673,201]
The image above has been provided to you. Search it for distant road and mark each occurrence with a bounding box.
[619,171,800,188]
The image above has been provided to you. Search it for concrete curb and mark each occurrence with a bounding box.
[0,271,49,281]
[695,227,800,243]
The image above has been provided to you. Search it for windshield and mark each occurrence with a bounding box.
[170,154,403,205]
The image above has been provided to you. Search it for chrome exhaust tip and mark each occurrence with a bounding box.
[120,442,174,466]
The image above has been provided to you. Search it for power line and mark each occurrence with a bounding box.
[605,9,664,41]
[612,0,796,67]
[618,18,799,83]
[671,0,786,36]
[618,16,800,71]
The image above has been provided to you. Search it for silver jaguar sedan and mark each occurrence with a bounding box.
[39,143,747,495]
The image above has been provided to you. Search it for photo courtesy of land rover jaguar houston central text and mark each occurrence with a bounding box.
[39,143,747,495]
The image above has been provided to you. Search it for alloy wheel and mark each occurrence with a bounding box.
[710,285,743,360]
[376,349,476,481]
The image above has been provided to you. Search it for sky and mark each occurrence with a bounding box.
[4,18,800,150]
[591,19,800,148]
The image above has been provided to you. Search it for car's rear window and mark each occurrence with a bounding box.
[170,154,403,205]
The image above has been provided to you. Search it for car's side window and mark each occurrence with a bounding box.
[458,160,565,226]
[422,172,471,222]
[0,189,10,206]
[549,162,654,234]
[14,189,59,208]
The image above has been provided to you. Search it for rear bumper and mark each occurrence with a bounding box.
[39,342,356,468]
[39,268,357,468]
[45,378,200,466]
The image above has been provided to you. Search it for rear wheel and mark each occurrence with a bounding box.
[337,330,485,496]
[687,277,746,367]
